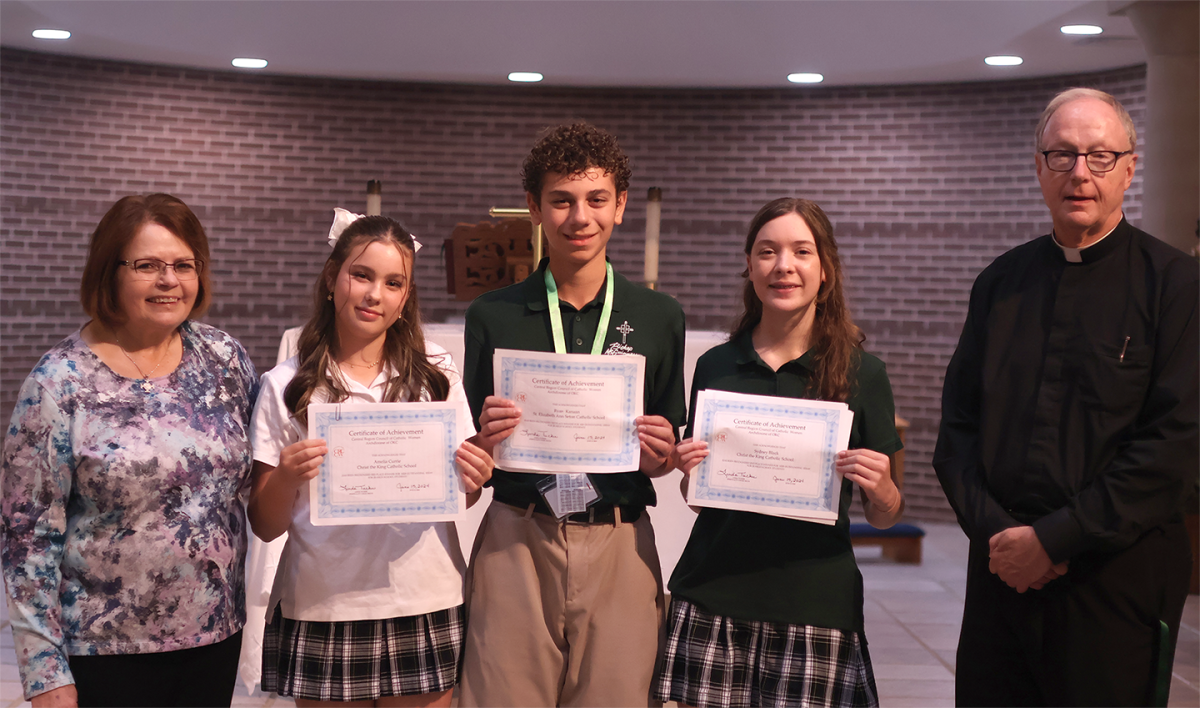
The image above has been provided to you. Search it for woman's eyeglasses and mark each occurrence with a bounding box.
[118,258,204,280]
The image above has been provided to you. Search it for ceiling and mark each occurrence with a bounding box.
[0,0,1146,88]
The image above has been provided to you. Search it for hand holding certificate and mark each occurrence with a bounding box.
[307,401,471,525]
[687,389,854,524]
[492,348,645,474]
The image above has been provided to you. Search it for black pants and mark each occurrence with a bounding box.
[68,630,242,708]
[955,523,1191,707]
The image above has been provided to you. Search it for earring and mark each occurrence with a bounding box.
[327,293,333,301]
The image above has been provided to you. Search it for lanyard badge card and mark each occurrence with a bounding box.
[536,473,600,519]
[536,263,615,518]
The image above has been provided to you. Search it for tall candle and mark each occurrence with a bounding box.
[644,187,662,287]
[366,180,382,216]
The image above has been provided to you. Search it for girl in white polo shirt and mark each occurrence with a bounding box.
[249,210,492,707]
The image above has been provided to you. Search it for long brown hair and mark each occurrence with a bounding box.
[731,198,864,402]
[284,215,449,422]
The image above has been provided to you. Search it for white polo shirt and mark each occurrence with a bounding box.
[250,340,469,623]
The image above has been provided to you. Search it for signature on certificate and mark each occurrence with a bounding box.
[522,430,558,442]
[717,468,757,482]
[339,484,377,496]
[396,482,432,491]
[574,433,607,443]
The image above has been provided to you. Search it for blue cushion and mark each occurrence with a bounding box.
[849,522,925,538]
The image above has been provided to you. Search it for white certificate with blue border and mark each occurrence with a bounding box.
[307,401,468,526]
[492,348,645,473]
[687,389,853,524]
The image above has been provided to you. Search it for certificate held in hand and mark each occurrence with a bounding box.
[688,389,853,524]
[492,348,645,474]
[307,401,471,526]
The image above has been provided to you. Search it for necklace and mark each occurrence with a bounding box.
[340,355,381,369]
[113,329,176,389]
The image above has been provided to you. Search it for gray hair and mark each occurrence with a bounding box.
[1034,88,1137,153]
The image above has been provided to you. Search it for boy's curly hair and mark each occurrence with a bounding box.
[521,122,631,197]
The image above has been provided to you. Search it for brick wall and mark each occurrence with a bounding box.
[1,48,1146,522]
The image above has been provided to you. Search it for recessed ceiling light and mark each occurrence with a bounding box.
[508,72,544,83]
[787,73,824,84]
[232,58,268,69]
[984,55,1023,66]
[1061,24,1103,35]
[32,29,71,40]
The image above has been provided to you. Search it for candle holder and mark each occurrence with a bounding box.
[366,180,382,216]
[644,187,662,290]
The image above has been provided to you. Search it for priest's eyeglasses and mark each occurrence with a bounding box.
[118,258,204,280]
[1040,150,1132,173]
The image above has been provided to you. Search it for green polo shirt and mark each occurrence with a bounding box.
[668,331,902,631]
[463,258,687,510]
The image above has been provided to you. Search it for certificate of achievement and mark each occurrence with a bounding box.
[687,389,854,524]
[307,401,469,526]
[492,348,645,474]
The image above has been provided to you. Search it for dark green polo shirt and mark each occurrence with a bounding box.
[463,259,687,510]
[668,331,902,631]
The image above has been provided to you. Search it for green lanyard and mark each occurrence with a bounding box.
[544,262,614,355]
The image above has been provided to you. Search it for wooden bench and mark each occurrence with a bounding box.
[849,416,924,563]
[850,522,926,563]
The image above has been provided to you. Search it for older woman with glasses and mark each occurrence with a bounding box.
[2,194,257,708]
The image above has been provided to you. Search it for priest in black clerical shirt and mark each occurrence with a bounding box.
[935,87,1198,707]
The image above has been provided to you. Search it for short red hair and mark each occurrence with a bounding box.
[79,194,212,329]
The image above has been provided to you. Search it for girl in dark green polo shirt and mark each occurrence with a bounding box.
[653,198,904,708]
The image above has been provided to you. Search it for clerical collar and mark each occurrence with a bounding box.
[1053,221,1120,263]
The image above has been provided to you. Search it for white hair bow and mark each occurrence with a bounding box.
[327,207,422,252]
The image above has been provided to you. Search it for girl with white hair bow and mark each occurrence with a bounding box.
[247,209,491,707]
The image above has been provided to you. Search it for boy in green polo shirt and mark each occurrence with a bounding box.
[457,123,686,707]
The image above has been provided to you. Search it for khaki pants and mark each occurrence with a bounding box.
[457,501,665,707]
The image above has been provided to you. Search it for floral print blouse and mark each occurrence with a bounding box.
[2,321,257,699]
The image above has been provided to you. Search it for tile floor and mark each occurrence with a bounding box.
[3,522,1198,707]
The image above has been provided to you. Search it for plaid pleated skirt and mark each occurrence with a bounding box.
[261,604,464,701]
[653,596,879,708]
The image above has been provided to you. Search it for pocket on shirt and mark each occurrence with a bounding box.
[1076,339,1152,415]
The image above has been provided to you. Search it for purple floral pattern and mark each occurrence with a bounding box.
[2,321,257,699]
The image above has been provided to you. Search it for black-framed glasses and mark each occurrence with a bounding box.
[1040,150,1132,173]
[118,258,204,280]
